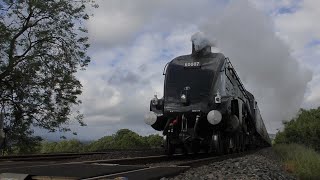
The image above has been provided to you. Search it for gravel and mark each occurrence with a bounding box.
[70,147,297,179]
[163,148,296,180]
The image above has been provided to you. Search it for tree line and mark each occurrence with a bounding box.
[7,129,163,154]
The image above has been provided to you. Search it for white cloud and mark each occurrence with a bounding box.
[274,2,320,49]
[87,0,223,47]
[69,28,196,139]
[304,73,320,108]
[88,10,146,47]
[249,0,301,14]
[44,0,320,139]
[250,0,320,110]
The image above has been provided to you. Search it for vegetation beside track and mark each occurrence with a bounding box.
[4,129,163,155]
[273,107,320,179]
[274,107,320,150]
[273,144,320,179]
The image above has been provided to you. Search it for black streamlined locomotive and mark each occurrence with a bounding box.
[144,42,271,155]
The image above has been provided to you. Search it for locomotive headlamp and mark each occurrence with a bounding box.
[181,94,186,100]
[144,112,157,125]
[207,110,222,125]
[181,94,187,103]
[215,92,221,104]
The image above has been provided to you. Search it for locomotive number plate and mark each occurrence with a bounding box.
[184,62,200,67]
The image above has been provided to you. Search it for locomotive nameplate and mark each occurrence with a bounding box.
[184,62,200,67]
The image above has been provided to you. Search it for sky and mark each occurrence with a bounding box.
[42,0,320,140]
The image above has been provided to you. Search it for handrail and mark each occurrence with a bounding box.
[225,57,249,100]
[163,62,169,75]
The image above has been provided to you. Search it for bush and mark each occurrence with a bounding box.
[274,144,320,179]
[274,108,320,151]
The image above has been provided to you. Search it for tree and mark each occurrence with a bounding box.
[54,139,83,153]
[87,136,115,151]
[40,141,57,153]
[0,0,96,153]
[145,134,162,148]
[113,129,148,149]
[274,108,320,151]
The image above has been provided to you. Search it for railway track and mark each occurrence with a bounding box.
[0,149,258,180]
[0,148,161,161]
[80,151,255,180]
[0,152,101,161]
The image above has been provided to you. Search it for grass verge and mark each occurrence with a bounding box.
[273,143,320,179]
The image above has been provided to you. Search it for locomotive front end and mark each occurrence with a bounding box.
[144,42,229,154]
[145,33,271,155]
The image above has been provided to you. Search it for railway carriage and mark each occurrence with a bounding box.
[144,42,271,155]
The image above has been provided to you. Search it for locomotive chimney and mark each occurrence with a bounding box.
[192,42,195,54]
[192,41,211,56]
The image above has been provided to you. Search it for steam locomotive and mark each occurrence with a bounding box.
[144,42,271,155]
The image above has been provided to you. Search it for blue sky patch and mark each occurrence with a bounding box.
[277,7,297,14]
[306,39,320,48]
[275,0,301,15]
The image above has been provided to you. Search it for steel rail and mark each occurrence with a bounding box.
[0,148,161,161]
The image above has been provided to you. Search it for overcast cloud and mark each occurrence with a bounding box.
[197,0,313,132]
[41,0,320,140]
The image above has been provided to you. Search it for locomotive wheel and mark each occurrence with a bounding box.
[240,133,245,152]
[218,133,225,155]
[192,140,200,154]
[165,137,175,156]
[232,135,237,153]
[230,136,236,153]
[223,136,231,154]
[182,146,188,155]
[238,133,243,152]
[210,132,224,155]
[235,134,240,153]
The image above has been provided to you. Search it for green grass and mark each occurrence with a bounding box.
[273,144,320,180]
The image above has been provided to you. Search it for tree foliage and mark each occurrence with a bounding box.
[0,0,96,153]
[274,107,320,151]
[36,129,163,154]
[88,129,151,151]
[145,134,163,148]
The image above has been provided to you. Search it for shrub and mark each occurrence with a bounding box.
[274,108,320,151]
[274,144,320,179]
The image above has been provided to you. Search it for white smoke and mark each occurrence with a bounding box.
[191,32,215,52]
[197,1,313,132]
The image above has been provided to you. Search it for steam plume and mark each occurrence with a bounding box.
[191,32,215,52]
[197,1,312,132]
